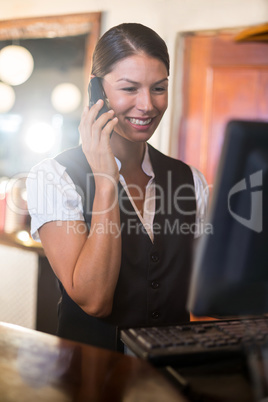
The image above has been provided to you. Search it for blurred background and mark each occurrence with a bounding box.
[0,35,86,177]
[0,0,267,333]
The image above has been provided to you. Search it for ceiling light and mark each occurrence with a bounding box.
[0,45,34,86]
[51,83,81,113]
[0,82,15,113]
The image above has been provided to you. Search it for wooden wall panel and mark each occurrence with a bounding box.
[179,33,268,186]
[206,67,268,184]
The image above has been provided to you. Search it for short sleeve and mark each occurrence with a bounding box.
[26,158,84,242]
[190,166,210,238]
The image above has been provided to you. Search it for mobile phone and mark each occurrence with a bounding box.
[88,77,110,119]
[88,77,113,137]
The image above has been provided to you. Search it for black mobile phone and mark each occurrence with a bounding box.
[88,77,109,119]
[88,77,113,137]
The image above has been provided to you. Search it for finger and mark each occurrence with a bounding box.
[79,100,105,140]
[79,104,96,131]
[81,105,89,116]
[81,99,105,129]
[90,110,115,143]
[89,99,105,121]
[93,109,115,131]
[101,116,118,139]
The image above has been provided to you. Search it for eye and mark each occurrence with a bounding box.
[122,87,137,93]
[152,86,167,93]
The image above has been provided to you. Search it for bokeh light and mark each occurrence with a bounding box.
[24,121,56,154]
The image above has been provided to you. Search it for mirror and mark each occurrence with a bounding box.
[0,13,101,177]
[0,13,101,249]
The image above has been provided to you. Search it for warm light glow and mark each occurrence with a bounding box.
[0,82,15,113]
[51,83,81,113]
[25,121,56,154]
[21,188,27,202]
[0,45,34,86]
[16,230,30,243]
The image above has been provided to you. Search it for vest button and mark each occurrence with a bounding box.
[151,252,159,263]
[151,281,160,289]
[152,311,160,319]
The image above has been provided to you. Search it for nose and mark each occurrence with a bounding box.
[136,89,154,113]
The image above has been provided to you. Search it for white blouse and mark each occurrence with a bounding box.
[26,145,209,242]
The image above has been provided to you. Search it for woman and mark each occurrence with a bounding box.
[26,23,208,351]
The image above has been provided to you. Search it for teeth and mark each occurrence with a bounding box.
[128,118,152,126]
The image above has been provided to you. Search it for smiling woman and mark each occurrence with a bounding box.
[26,23,209,351]
[102,54,168,143]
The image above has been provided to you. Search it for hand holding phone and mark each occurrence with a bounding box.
[80,77,118,178]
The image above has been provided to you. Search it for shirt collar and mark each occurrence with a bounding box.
[115,143,154,178]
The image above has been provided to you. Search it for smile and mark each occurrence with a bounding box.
[127,118,153,126]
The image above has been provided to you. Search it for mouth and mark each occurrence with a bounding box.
[127,117,153,126]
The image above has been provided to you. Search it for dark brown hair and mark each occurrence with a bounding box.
[91,23,170,77]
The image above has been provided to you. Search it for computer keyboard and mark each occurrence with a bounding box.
[120,316,268,366]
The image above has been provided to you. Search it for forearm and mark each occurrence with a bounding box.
[71,181,122,316]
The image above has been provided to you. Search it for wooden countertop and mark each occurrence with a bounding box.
[0,231,44,256]
[0,322,187,402]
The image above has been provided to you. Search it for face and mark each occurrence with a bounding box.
[102,53,168,143]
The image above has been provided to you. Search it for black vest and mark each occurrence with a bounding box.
[55,144,196,350]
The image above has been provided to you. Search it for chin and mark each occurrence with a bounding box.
[113,129,152,143]
[128,132,154,143]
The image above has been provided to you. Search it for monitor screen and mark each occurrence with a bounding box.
[188,119,268,317]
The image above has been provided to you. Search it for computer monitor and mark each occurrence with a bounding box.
[188,119,268,317]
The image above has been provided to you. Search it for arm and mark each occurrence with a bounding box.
[39,101,121,317]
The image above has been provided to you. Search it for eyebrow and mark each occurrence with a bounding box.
[116,78,169,85]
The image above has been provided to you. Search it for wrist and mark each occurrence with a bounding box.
[94,172,119,191]
[94,177,118,212]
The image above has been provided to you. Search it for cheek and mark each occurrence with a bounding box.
[161,94,168,109]
[113,97,127,111]
[160,97,168,114]
[108,96,125,114]
[109,96,134,120]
